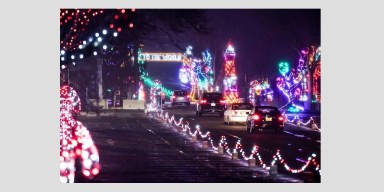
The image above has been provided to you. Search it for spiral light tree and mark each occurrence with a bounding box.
[60,85,100,183]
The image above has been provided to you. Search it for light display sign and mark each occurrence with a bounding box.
[139,52,183,62]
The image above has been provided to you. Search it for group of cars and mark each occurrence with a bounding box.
[171,90,285,134]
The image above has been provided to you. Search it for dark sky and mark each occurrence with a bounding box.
[145,9,320,93]
[205,9,320,80]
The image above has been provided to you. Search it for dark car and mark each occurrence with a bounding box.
[246,106,285,134]
[196,92,226,116]
[171,90,191,107]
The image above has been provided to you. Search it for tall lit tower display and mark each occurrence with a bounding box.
[223,43,239,103]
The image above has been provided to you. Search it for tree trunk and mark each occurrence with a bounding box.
[304,70,313,112]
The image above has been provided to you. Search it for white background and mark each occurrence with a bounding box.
[1,0,383,191]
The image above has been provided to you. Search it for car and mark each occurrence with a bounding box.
[246,106,285,134]
[223,102,253,125]
[171,90,191,107]
[196,92,226,117]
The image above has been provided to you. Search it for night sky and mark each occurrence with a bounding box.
[145,9,320,94]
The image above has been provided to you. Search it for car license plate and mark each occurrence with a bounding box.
[266,117,272,121]
[211,103,216,106]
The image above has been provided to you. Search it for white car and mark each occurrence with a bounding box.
[223,103,253,125]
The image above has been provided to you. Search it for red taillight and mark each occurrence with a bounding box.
[251,114,260,121]
[220,100,226,104]
[278,116,284,121]
[187,95,191,98]
[171,96,175,100]
[200,100,207,104]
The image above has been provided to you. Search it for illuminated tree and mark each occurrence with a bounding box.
[61,9,211,101]
[301,45,321,111]
[276,61,305,112]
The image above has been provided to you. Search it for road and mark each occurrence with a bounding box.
[76,105,321,183]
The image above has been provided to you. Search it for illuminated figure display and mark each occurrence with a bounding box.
[249,79,273,106]
[147,79,162,111]
[138,81,145,101]
[202,50,214,92]
[179,46,214,101]
[179,46,198,100]
[60,85,100,183]
[223,43,239,103]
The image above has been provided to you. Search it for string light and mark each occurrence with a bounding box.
[60,9,135,64]
[155,110,321,176]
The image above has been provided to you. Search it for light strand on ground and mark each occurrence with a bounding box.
[155,111,321,175]
[283,114,321,130]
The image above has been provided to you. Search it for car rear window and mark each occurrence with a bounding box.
[174,91,188,96]
[202,93,222,101]
[232,103,253,110]
[256,107,279,115]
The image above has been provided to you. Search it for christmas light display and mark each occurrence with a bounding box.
[60,9,135,64]
[138,81,145,101]
[223,43,239,103]
[178,46,198,100]
[177,46,214,101]
[60,85,100,183]
[276,45,321,112]
[137,45,215,101]
[248,79,273,106]
[146,79,163,112]
[301,46,321,103]
[155,110,321,175]
[60,8,138,100]
[284,114,321,131]
[138,46,184,100]
[139,52,183,62]
[202,50,214,92]
[276,61,305,112]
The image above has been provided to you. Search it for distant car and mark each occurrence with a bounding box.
[171,90,191,107]
[196,92,226,117]
[246,106,285,134]
[224,102,253,125]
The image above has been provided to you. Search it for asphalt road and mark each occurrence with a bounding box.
[76,107,320,183]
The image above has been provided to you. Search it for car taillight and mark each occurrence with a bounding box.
[250,114,260,121]
[187,95,191,98]
[200,100,207,104]
[220,100,226,104]
[171,96,175,99]
[278,116,284,121]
